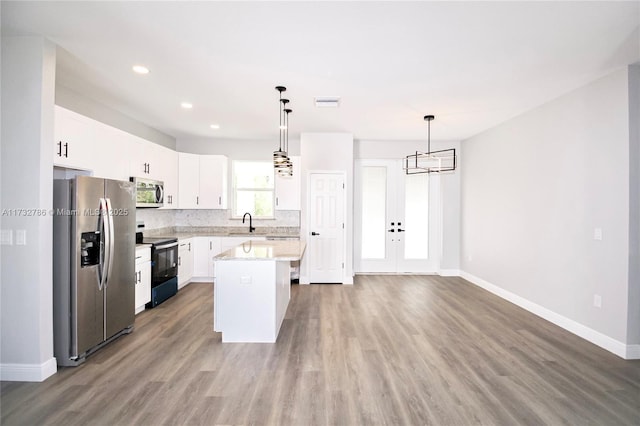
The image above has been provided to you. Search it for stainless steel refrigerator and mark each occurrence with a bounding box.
[53,176,136,366]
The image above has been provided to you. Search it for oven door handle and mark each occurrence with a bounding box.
[154,241,178,250]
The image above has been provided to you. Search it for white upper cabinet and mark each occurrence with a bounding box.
[53,106,96,171]
[178,153,200,209]
[128,136,165,181]
[178,153,228,209]
[199,155,228,209]
[130,139,178,208]
[92,125,129,181]
[158,147,178,209]
[275,155,301,210]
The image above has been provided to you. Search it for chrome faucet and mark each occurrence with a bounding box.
[242,212,255,233]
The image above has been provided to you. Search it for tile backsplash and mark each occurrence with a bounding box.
[135,209,300,230]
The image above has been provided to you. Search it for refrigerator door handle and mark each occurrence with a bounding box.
[104,198,116,288]
[98,197,109,291]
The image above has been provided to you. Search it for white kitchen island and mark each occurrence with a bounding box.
[213,240,306,343]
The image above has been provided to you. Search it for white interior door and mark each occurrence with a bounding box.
[308,173,345,283]
[355,159,439,273]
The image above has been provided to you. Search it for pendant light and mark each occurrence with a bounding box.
[273,86,288,166]
[403,115,457,174]
[278,108,293,177]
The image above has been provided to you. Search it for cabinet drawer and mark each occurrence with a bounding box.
[135,246,151,263]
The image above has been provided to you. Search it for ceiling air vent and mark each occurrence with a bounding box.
[314,96,340,108]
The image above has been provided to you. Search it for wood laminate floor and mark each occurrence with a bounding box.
[2,276,639,425]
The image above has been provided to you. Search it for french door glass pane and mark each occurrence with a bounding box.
[361,166,387,259]
[404,174,429,259]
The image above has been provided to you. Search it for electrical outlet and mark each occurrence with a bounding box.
[593,294,602,308]
[594,228,602,241]
[0,229,12,245]
[15,229,26,246]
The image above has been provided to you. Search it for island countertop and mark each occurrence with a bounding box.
[214,240,306,261]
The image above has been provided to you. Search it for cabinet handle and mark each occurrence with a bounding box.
[63,142,68,158]
[210,241,212,250]
[196,196,199,205]
[188,242,191,251]
[134,271,138,285]
[178,256,181,266]
[148,163,150,174]
[218,196,221,205]
[276,197,279,207]
[57,141,62,157]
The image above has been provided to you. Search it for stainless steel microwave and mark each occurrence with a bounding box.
[130,177,164,208]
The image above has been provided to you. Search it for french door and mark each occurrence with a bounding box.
[355,159,440,273]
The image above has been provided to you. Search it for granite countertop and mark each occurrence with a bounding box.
[214,240,306,261]
[143,226,300,241]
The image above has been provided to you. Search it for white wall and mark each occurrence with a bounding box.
[56,85,176,150]
[1,36,57,381]
[355,139,461,272]
[461,67,634,352]
[178,138,301,159]
[300,133,354,284]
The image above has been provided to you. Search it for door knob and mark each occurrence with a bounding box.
[311,232,320,236]
[397,229,405,232]
[387,229,395,232]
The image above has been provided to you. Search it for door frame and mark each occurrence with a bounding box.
[354,159,442,274]
[300,170,348,285]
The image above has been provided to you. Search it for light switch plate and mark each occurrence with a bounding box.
[594,228,602,241]
[0,229,12,245]
[593,294,602,308]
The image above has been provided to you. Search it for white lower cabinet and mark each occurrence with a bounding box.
[193,237,221,281]
[134,246,151,314]
[178,238,194,289]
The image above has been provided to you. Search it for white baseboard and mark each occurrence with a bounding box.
[189,277,214,283]
[460,271,638,360]
[343,275,354,285]
[1,357,57,382]
[438,269,460,277]
[626,345,640,359]
[299,275,310,285]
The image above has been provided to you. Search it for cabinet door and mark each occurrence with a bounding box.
[199,155,228,209]
[159,147,179,209]
[178,153,200,209]
[92,125,129,181]
[135,247,151,314]
[193,237,211,277]
[53,106,95,171]
[208,237,221,277]
[178,239,194,288]
[129,137,164,181]
[275,155,301,210]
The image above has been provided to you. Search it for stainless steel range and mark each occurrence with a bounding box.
[141,235,178,308]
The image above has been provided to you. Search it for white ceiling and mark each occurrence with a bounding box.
[2,1,639,142]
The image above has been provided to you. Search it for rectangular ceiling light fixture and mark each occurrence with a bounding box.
[314,97,340,108]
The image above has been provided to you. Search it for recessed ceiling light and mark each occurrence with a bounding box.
[210,124,220,129]
[181,102,193,109]
[132,65,149,74]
